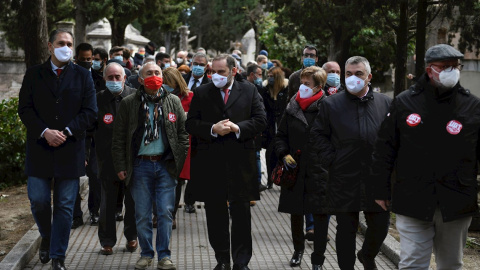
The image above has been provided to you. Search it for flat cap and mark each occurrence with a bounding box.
[425,44,463,63]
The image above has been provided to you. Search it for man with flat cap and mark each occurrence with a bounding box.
[372,44,479,269]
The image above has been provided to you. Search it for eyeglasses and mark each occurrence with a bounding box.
[303,53,316,58]
[429,64,464,72]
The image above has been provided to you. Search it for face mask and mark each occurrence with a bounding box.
[106,80,123,94]
[54,46,72,63]
[139,52,145,56]
[114,55,123,61]
[298,84,316,99]
[431,67,460,89]
[192,65,205,76]
[326,73,340,87]
[345,75,366,94]
[163,84,175,92]
[268,77,275,86]
[303,58,315,68]
[163,63,170,69]
[261,63,268,69]
[177,58,184,64]
[143,76,163,90]
[76,61,92,70]
[212,73,228,88]
[254,77,262,85]
[92,60,103,70]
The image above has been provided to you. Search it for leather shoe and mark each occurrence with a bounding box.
[259,183,267,192]
[52,258,67,270]
[101,246,113,255]
[115,211,124,221]
[312,264,323,270]
[305,229,314,241]
[213,262,231,270]
[126,240,138,252]
[290,250,303,267]
[184,204,196,213]
[232,264,250,270]
[71,216,84,229]
[90,212,99,226]
[357,249,378,270]
[39,237,50,264]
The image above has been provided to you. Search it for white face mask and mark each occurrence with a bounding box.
[177,58,184,64]
[298,84,315,99]
[54,46,73,63]
[431,68,460,89]
[345,75,366,94]
[212,73,228,88]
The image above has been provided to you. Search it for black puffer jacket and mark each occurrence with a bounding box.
[308,87,392,213]
[372,74,480,222]
[274,92,327,215]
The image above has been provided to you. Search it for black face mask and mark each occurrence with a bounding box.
[77,61,92,70]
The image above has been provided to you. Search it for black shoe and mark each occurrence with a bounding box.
[115,211,124,221]
[357,249,378,270]
[266,182,273,189]
[312,264,323,270]
[213,262,231,270]
[89,212,99,226]
[259,184,268,192]
[52,258,67,270]
[305,229,314,241]
[184,204,196,213]
[39,237,50,264]
[232,264,250,270]
[289,250,303,267]
[71,216,84,229]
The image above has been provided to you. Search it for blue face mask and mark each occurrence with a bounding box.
[163,84,175,92]
[163,63,171,69]
[192,65,205,77]
[268,77,275,86]
[92,60,102,70]
[303,58,315,67]
[326,73,341,87]
[261,63,268,69]
[106,81,123,94]
[254,77,262,85]
[114,55,123,61]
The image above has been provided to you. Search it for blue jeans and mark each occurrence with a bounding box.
[27,176,79,260]
[131,159,176,260]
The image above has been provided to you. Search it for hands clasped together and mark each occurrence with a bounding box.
[212,119,239,136]
[44,129,66,147]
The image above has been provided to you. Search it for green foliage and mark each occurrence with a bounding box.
[0,98,27,190]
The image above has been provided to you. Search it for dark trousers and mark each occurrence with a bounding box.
[173,179,195,218]
[73,147,101,218]
[205,200,252,266]
[98,176,137,247]
[265,142,278,184]
[335,211,390,270]
[291,214,305,251]
[311,214,330,266]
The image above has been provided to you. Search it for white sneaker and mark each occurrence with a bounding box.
[135,256,153,269]
[157,257,176,270]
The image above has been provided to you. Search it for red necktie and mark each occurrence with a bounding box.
[56,69,62,76]
[223,88,229,104]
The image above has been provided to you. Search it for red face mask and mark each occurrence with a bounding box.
[143,76,163,90]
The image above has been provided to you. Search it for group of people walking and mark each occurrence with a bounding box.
[18,27,479,270]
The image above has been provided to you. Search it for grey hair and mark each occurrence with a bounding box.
[139,62,162,78]
[345,56,371,75]
[192,52,208,62]
[103,62,125,79]
[142,55,155,64]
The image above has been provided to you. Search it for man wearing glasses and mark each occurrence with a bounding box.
[372,44,477,269]
[183,52,211,93]
[288,45,319,99]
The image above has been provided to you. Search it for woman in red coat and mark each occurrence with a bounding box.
[162,67,194,229]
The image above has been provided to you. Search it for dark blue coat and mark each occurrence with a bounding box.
[18,59,97,178]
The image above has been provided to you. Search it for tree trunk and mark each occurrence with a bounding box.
[394,0,409,96]
[21,0,49,68]
[415,0,428,79]
[109,19,126,46]
[74,0,87,44]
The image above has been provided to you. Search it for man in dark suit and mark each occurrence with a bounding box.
[182,52,211,93]
[18,29,97,270]
[185,54,266,270]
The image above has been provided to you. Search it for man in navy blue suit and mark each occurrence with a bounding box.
[18,29,97,270]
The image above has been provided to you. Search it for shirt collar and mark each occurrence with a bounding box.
[50,61,64,72]
[190,75,204,83]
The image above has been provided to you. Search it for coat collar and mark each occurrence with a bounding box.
[39,58,75,97]
[286,93,323,126]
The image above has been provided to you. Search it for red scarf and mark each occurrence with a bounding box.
[295,90,324,111]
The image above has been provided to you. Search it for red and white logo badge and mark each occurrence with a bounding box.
[168,112,177,123]
[446,120,462,135]
[103,113,113,124]
[406,113,421,127]
[327,87,338,95]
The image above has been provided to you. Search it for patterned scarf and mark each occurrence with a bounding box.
[140,88,166,145]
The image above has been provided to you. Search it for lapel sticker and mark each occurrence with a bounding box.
[168,112,177,123]
[406,113,421,127]
[327,87,338,95]
[446,120,462,135]
[103,113,113,124]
